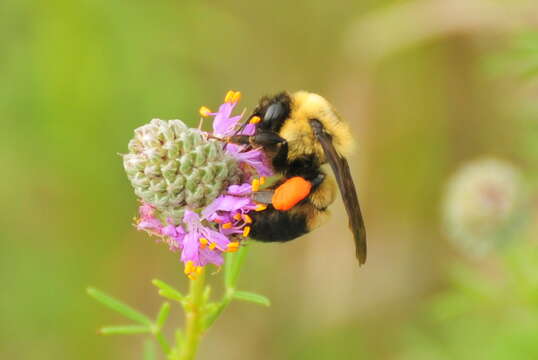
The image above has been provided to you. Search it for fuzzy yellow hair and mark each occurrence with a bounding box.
[278,91,355,163]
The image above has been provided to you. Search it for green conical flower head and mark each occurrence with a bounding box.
[123,119,240,222]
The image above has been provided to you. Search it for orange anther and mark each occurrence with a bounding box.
[199,106,211,117]
[224,90,235,103]
[231,91,241,103]
[249,116,261,124]
[227,242,240,252]
[255,204,267,211]
[251,178,260,192]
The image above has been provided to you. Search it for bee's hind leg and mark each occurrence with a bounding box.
[248,205,308,243]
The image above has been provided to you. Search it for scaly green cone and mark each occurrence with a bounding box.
[123,119,240,223]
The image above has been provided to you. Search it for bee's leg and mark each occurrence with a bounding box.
[249,204,308,242]
[270,140,288,173]
[249,202,330,243]
[227,131,286,149]
[248,131,289,173]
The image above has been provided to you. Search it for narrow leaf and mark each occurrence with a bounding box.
[203,301,228,330]
[152,279,184,301]
[99,325,151,335]
[158,289,184,302]
[156,302,170,329]
[87,287,152,326]
[232,291,271,307]
[143,339,157,360]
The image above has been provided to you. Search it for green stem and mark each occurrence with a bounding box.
[178,269,206,360]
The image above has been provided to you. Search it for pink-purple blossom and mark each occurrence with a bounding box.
[133,91,272,278]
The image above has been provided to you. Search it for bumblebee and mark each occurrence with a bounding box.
[230,91,367,265]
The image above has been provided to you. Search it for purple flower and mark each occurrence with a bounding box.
[161,218,186,251]
[180,210,235,278]
[136,203,163,235]
[207,91,243,137]
[201,182,264,238]
[201,90,274,177]
[131,91,274,278]
[225,145,273,177]
[241,123,256,136]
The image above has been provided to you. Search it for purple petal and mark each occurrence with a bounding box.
[202,195,251,219]
[226,147,274,176]
[241,123,256,135]
[228,183,252,196]
[183,210,201,231]
[137,218,162,233]
[216,195,251,211]
[199,248,224,266]
[180,232,200,264]
[203,228,230,249]
[212,103,242,136]
[139,203,155,218]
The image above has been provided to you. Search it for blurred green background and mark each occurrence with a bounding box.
[2,0,538,359]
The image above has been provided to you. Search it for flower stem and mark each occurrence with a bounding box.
[178,269,206,360]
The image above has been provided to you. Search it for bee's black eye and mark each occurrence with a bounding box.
[262,102,287,130]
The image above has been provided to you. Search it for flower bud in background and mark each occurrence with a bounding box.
[443,158,527,257]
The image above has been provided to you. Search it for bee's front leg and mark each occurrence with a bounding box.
[229,131,289,172]
[228,131,286,148]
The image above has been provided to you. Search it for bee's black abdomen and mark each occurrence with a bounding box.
[249,205,308,243]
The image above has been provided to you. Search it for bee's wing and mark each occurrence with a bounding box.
[311,120,367,265]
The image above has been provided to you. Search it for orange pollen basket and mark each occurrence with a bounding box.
[272,176,312,211]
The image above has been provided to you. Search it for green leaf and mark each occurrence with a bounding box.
[158,289,184,303]
[232,291,271,307]
[155,302,170,329]
[143,339,157,360]
[225,245,249,289]
[87,287,152,326]
[202,302,228,330]
[99,325,151,335]
[152,279,184,301]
